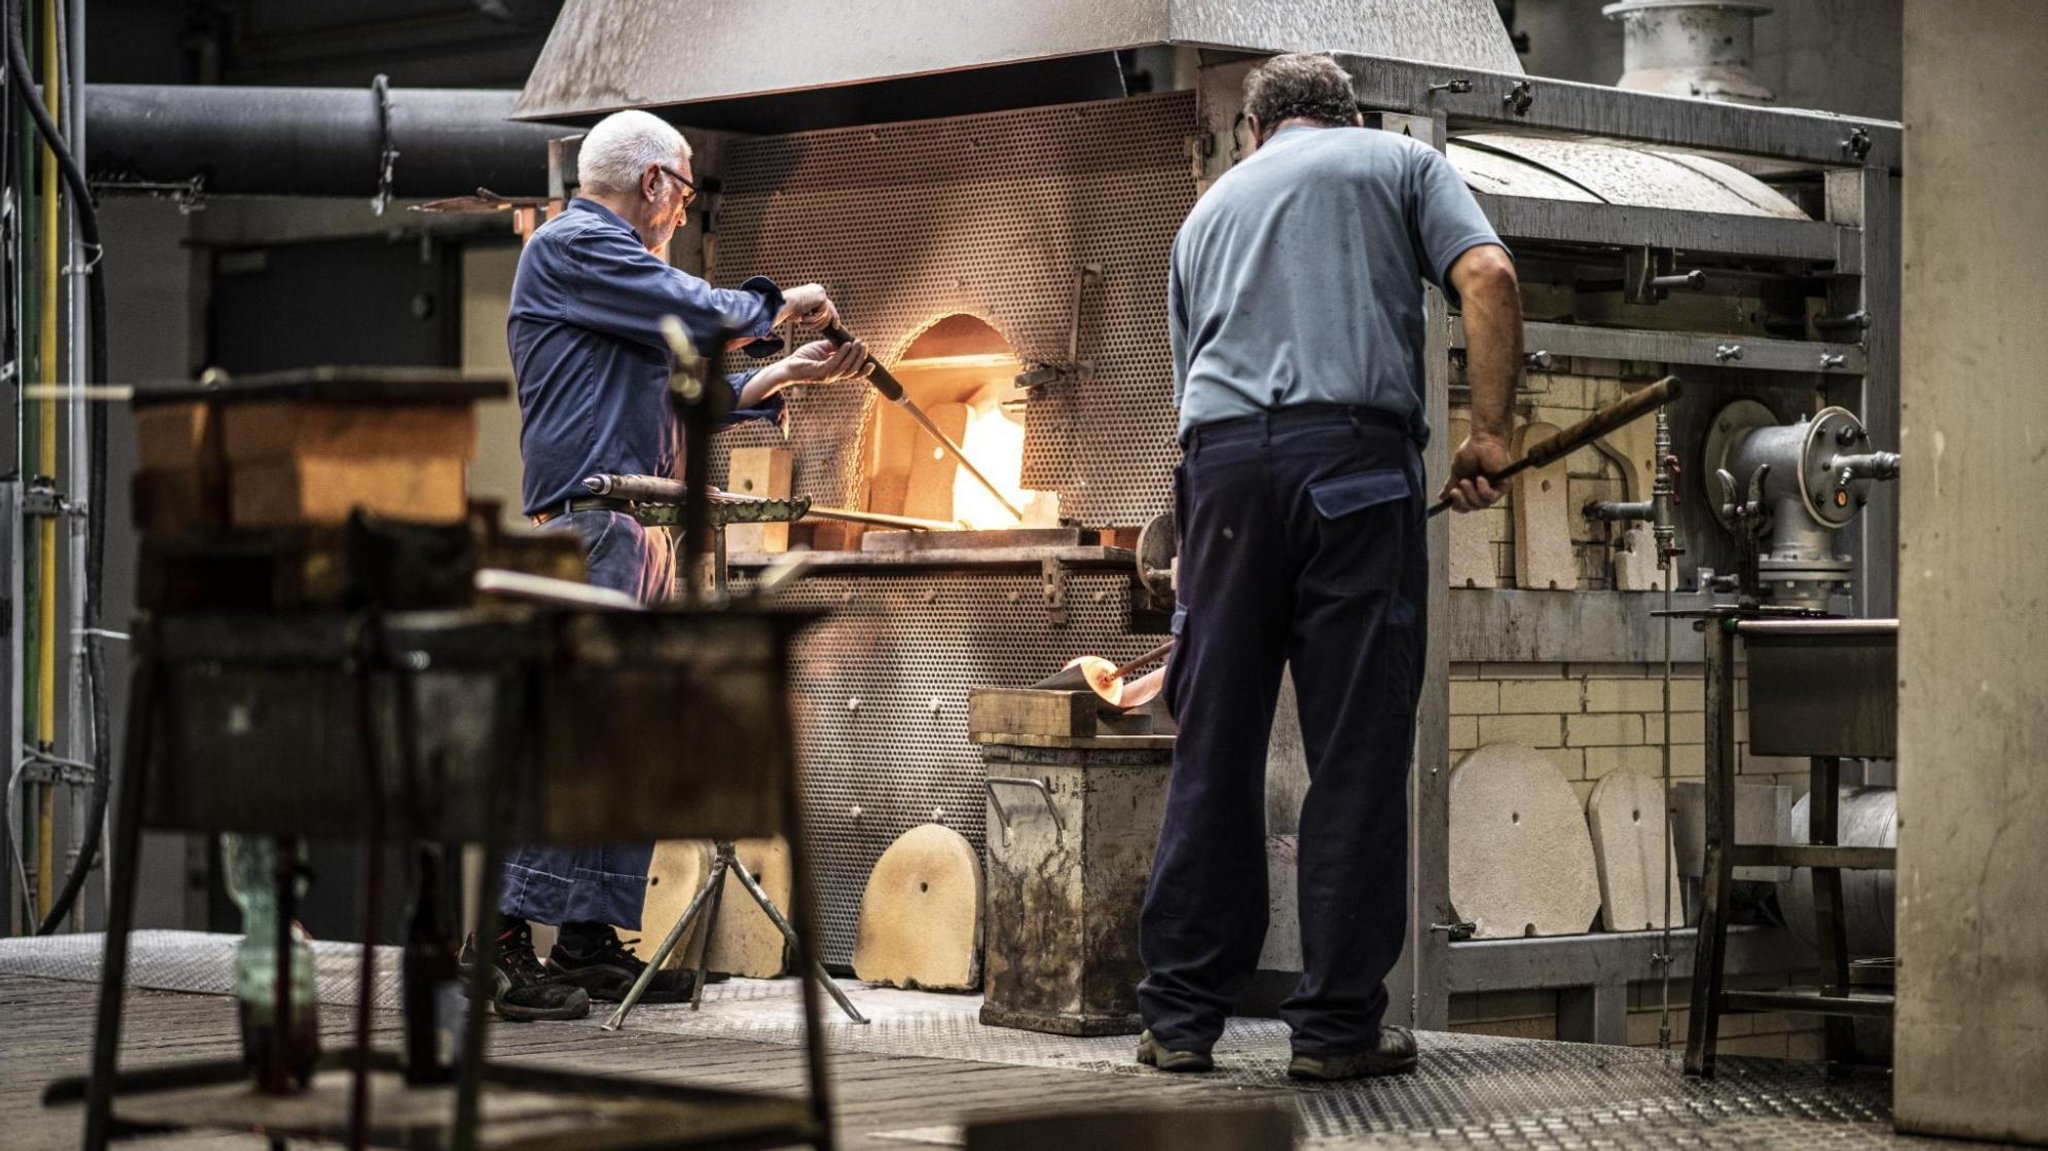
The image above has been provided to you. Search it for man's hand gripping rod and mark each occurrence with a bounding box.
[1427,376,1684,518]
[820,322,1026,522]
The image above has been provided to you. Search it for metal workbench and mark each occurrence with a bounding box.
[62,604,840,1151]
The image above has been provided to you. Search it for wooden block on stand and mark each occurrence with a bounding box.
[132,466,229,535]
[231,456,469,528]
[633,837,796,979]
[804,521,866,552]
[632,841,715,969]
[220,403,478,463]
[135,403,219,468]
[724,446,793,554]
[969,688,1097,741]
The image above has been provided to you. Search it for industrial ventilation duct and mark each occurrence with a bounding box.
[514,0,1525,126]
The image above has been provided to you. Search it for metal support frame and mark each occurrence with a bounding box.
[1339,53,1901,1033]
[1830,167,1900,618]
[1448,925,1806,1045]
[1403,107,1454,1035]
[1684,616,1740,1075]
[1339,54,1901,172]
[1476,193,1854,264]
[1453,319,1867,377]
[1805,755,1858,1068]
[1684,617,1895,1077]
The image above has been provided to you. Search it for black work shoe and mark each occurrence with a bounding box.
[458,924,591,1023]
[1135,1029,1215,1073]
[548,930,699,1004]
[1287,1025,1419,1080]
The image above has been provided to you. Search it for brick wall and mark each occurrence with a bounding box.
[1450,661,1813,801]
[1447,659,1823,1051]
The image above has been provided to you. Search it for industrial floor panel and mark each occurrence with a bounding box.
[0,933,1991,1151]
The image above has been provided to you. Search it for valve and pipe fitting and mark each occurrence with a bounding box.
[1702,400,1901,608]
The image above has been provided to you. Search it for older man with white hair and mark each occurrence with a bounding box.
[463,109,868,1022]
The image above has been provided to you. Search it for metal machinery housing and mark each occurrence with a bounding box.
[517,1,1899,1042]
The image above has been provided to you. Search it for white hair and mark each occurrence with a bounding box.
[576,109,692,194]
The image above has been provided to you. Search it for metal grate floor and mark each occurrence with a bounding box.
[0,932,1974,1150]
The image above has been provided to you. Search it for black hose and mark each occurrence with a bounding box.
[8,0,110,936]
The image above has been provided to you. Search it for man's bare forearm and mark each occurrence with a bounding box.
[1456,250,1522,444]
[735,363,787,409]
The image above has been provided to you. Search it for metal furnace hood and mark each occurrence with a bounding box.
[515,0,1524,124]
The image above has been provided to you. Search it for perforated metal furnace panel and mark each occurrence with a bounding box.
[712,379,874,512]
[708,92,1196,526]
[770,569,1161,965]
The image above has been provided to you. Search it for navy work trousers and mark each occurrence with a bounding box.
[1137,405,1428,1056]
[498,509,675,929]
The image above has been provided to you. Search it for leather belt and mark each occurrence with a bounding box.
[532,496,635,526]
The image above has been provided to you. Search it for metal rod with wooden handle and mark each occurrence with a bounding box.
[819,322,1026,522]
[584,474,962,531]
[1426,375,1683,518]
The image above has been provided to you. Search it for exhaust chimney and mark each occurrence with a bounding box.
[1602,0,1775,104]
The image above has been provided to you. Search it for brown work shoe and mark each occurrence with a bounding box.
[1287,1025,1419,1080]
[1136,1029,1215,1073]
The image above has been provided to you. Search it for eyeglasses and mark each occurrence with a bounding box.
[655,164,700,208]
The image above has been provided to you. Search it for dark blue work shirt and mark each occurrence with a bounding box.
[509,198,786,516]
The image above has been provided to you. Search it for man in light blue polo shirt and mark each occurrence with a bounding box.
[1137,53,1523,1081]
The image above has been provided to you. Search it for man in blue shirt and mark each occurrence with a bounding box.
[1136,55,1522,1079]
[466,109,870,1021]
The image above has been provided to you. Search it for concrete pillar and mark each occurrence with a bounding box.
[1896,2,2048,1142]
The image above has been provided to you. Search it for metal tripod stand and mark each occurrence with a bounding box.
[604,840,869,1029]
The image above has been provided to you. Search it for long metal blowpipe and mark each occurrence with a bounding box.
[819,322,1026,522]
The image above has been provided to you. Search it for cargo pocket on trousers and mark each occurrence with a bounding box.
[1307,468,1408,520]
[1303,467,1409,596]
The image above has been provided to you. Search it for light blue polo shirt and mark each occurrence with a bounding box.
[1168,124,1502,445]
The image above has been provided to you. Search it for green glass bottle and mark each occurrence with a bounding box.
[222,834,322,1091]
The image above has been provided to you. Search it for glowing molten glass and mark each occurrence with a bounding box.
[869,316,1058,531]
[953,399,1054,529]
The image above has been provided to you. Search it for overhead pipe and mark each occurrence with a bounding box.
[84,83,565,199]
